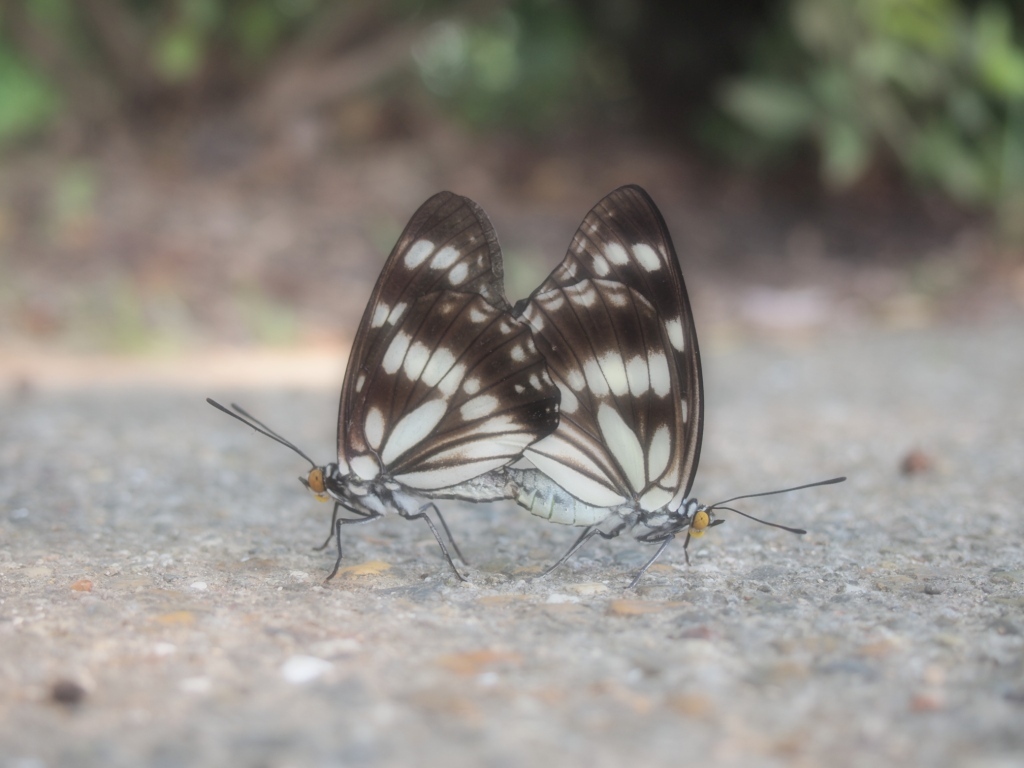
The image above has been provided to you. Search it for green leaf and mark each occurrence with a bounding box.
[820,119,871,187]
[154,26,204,82]
[973,2,1024,99]
[0,49,60,143]
[719,79,815,140]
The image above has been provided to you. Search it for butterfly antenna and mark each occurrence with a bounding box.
[206,397,317,468]
[710,476,845,507]
[707,476,845,535]
[712,505,806,534]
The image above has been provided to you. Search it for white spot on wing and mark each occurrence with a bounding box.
[510,344,526,362]
[566,368,586,391]
[460,394,498,421]
[371,303,390,328]
[438,363,466,397]
[599,351,629,396]
[570,282,597,307]
[605,285,628,307]
[382,332,411,374]
[364,407,385,450]
[463,377,481,395]
[647,425,671,481]
[449,261,469,285]
[649,352,671,397]
[680,398,688,423]
[403,341,430,381]
[597,403,645,493]
[606,242,629,265]
[421,348,456,387]
[591,254,610,276]
[350,454,380,480]
[388,302,407,326]
[381,399,447,465]
[583,359,609,396]
[473,414,516,434]
[556,382,578,414]
[405,239,434,268]
[665,317,685,351]
[469,306,490,323]
[633,243,662,270]
[537,291,565,312]
[430,246,459,270]
[639,485,673,512]
[355,373,366,392]
[626,356,649,396]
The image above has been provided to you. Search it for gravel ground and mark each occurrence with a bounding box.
[2,320,1023,768]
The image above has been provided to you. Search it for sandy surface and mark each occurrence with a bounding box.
[2,320,1023,768]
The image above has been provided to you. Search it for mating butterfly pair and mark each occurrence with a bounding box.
[210,186,843,587]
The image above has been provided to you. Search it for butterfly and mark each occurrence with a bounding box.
[210,191,559,580]
[499,185,844,587]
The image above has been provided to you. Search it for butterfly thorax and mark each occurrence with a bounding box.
[312,462,412,518]
[635,498,714,540]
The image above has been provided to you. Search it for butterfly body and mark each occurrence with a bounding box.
[212,185,841,586]
[496,185,840,583]
[213,191,559,580]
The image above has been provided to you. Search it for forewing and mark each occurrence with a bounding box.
[338,192,559,489]
[517,185,703,510]
[343,291,558,489]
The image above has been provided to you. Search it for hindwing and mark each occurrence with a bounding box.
[515,185,702,512]
[338,192,560,490]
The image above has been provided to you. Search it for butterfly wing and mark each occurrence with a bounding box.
[515,185,703,512]
[338,192,560,490]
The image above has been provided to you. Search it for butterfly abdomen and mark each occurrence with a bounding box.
[502,467,612,526]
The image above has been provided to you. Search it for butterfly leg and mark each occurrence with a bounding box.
[399,504,468,582]
[627,534,676,589]
[539,522,628,578]
[314,501,347,551]
[428,505,469,565]
[324,506,383,582]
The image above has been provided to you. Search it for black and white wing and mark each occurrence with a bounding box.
[514,185,702,513]
[338,192,560,490]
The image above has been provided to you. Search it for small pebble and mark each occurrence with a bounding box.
[566,582,610,596]
[545,593,578,604]
[51,680,86,706]
[900,449,934,475]
[281,655,332,684]
[179,677,212,694]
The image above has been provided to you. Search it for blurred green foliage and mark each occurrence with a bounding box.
[411,0,614,132]
[2,0,1024,228]
[0,43,59,144]
[716,0,1024,234]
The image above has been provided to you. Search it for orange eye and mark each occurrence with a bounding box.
[690,509,711,536]
[306,468,326,494]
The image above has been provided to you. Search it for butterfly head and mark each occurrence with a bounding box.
[664,499,725,539]
[299,465,331,502]
[206,398,338,502]
[684,504,721,539]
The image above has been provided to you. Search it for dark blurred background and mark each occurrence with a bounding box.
[2,0,1023,359]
